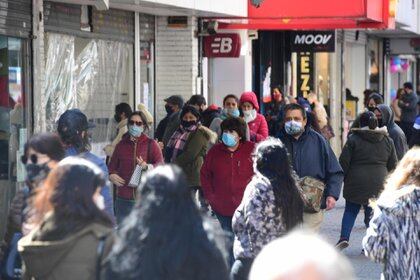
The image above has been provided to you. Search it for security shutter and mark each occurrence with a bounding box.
[0,0,32,38]
[44,1,134,43]
[344,30,367,45]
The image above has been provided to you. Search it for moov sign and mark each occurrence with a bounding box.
[291,31,335,53]
[204,34,241,58]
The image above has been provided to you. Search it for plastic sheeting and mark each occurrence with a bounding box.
[44,33,132,156]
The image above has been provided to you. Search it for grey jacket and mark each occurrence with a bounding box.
[398,92,418,123]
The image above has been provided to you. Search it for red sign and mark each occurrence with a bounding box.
[204,34,241,58]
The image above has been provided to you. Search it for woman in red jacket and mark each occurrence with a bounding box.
[239,92,268,142]
[201,117,255,266]
[108,111,164,224]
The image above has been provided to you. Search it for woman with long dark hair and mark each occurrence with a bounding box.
[231,138,304,280]
[104,165,229,280]
[18,157,113,280]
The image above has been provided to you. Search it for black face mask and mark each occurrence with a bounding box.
[368,106,376,112]
[165,104,174,115]
[25,163,50,187]
[114,113,122,123]
[181,120,197,128]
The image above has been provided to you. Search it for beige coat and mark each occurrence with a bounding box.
[104,119,128,157]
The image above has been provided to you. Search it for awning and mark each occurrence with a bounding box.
[214,0,394,30]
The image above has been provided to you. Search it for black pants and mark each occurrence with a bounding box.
[230,258,254,280]
[400,121,414,142]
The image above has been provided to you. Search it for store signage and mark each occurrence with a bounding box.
[296,52,314,97]
[204,34,241,58]
[291,31,335,52]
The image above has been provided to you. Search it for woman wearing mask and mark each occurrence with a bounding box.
[231,138,304,280]
[264,87,286,136]
[104,165,229,280]
[0,133,65,265]
[239,92,268,143]
[336,111,397,250]
[201,117,255,265]
[108,111,164,224]
[363,147,419,280]
[18,157,114,280]
[165,105,217,191]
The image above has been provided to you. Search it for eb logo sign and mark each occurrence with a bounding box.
[204,34,241,58]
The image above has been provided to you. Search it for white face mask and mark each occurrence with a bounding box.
[243,109,257,123]
[93,194,105,210]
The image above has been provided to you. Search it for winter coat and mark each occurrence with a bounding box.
[155,114,170,142]
[65,148,114,219]
[398,92,418,123]
[376,104,408,160]
[240,91,269,142]
[202,106,221,128]
[232,175,288,260]
[278,128,344,207]
[339,128,397,205]
[162,111,181,146]
[103,119,128,158]
[409,115,420,148]
[18,222,113,280]
[170,126,217,187]
[363,186,420,280]
[200,141,255,216]
[108,133,164,200]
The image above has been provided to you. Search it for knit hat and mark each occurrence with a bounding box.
[137,103,154,124]
[240,91,260,111]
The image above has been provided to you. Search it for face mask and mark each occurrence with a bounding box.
[165,104,174,115]
[285,120,304,136]
[25,163,50,186]
[368,106,376,112]
[128,125,144,137]
[243,109,257,123]
[114,114,122,123]
[181,120,197,129]
[223,108,240,118]
[222,132,238,147]
[94,194,105,210]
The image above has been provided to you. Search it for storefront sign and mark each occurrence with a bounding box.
[291,31,335,53]
[204,34,241,58]
[296,52,314,97]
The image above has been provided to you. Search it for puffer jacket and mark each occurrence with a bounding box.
[363,186,420,280]
[240,92,269,142]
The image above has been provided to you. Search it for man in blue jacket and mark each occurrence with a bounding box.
[57,109,115,222]
[277,103,344,231]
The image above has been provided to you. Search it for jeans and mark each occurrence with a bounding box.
[115,197,136,225]
[340,200,373,240]
[214,212,234,267]
[230,258,254,280]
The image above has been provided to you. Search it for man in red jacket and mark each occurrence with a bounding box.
[201,117,255,265]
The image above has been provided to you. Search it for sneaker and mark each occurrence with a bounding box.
[335,239,349,250]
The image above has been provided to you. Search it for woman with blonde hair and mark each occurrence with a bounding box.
[363,147,419,280]
[391,88,404,126]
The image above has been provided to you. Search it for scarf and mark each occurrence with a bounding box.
[167,124,198,162]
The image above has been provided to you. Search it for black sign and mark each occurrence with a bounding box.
[296,52,314,97]
[291,31,335,53]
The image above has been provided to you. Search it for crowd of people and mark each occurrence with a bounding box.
[0,87,418,280]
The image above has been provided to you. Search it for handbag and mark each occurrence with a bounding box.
[297,176,325,213]
[0,232,23,280]
[127,139,152,188]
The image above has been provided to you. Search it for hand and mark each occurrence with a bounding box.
[326,196,336,211]
[109,173,125,187]
[136,157,147,168]
[158,141,164,150]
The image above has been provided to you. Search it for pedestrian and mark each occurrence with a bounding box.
[391,88,404,126]
[277,103,343,231]
[239,91,268,142]
[103,103,132,159]
[362,89,374,108]
[363,147,419,280]
[108,111,164,224]
[409,101,420,148]
[187,94,207,113]
[201,104,221,128]
[0,133,65,269]
[165,105,217,203]
[336,111,397,250]
[249,231,355,280]
[307,92,328,130]
[374,104,408,160]
[201,117,254,265]
[350,92,384,131]
[57,109,114,219]
[231,138,304,280]
[264,87,286,136]
[18,157,114,280]
[209,94,250,140]
[161,95,184,147]
[103,165,229,280]
[398,82,418,141]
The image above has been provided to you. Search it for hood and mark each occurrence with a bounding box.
[376,104,394,127]
[350,127,388,143]
[240,91,260,111]
[18,223,111,278]
[377,186,419,217]
[198,125,218,144]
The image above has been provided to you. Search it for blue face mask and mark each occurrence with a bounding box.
[222,132,238,147]
[223,108,240,118]
[285,120,303,136]
[128,125,144,137]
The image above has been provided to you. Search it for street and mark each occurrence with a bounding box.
[320,198,382,280]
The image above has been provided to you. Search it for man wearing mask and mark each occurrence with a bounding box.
[156,95,184,148]
[277,103,344,231]
[398,82,418,142]
[104,102,132,159]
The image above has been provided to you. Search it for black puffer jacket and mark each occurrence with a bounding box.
[376,104,408,160]
[339,128,397,205]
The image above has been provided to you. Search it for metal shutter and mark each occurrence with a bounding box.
[344,30,367,45]
[0,0,32,38]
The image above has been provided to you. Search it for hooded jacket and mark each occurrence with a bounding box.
[339,128,397,205]
[363,186,419,280]
[240,92,269,142]
[18,222,113,280]
[376,104,408,160]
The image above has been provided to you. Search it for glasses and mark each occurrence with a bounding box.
[129,120,143,126]
[21,154,38,164]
